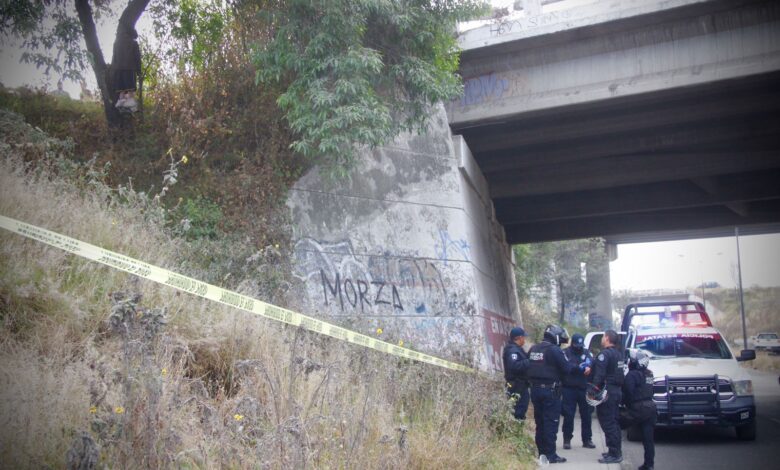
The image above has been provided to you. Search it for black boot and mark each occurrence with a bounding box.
[583,440,596,448]
[563,439,571,450]
[599,454,623,464]
[548,454,568,464]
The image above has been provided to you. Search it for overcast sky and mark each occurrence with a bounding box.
[610,233,780,292]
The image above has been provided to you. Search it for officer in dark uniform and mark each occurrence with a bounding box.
[620,349,657,470]
[592,329,625,464]
[503,326,530,420]
[561,333,596,450]
[527,324,578,464]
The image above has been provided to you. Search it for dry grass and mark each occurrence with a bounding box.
[741,351,780,373]
[0,112,534,469]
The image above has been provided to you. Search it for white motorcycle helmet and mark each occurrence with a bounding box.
[586,383,608,407]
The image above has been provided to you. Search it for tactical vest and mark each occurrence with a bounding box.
[604,347,625,387]
[527,341,559,383]
[638,370,654,401]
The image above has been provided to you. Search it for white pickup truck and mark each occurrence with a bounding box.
[751,332,780,354]
[586,301,757,441]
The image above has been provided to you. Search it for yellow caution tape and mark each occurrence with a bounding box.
[0,215,473,373]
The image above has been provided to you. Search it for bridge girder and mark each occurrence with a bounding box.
[450,0,780,244]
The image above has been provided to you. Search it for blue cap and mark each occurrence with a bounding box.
[510,327,526,339]
[572,333,585,346]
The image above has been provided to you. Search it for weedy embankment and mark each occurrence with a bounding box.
[0,110,534,469]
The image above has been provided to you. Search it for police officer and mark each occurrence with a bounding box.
[528,324,578,464]
[620,349,657,470]
[503,326,530,420]
[561,333,596,450]
[592,329,625,464]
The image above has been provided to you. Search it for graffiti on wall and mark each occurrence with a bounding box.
[460,71,529,108]
[294,238,464,316]
[482,308,515,371]
[488,9,573,36]
[461,73,509,107]
[434,230,470,265]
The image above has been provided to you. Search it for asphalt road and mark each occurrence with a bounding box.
[620,369,780,469]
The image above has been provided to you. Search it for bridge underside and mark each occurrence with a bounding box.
[450,0,780,244]
[453,71,780,244]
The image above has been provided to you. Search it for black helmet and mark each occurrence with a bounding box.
[543,324,569,346]
[571,333,585,350]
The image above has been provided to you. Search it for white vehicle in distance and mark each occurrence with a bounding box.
[751,332,780,354]
[586,301,757,441]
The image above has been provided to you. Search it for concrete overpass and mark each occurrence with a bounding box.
[287,0,780,370]
[448,0,780,244]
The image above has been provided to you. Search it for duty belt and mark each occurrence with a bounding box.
[531,382,560,389]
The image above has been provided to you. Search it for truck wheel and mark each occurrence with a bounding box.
[736,421,757,441]
[627,425,643,442]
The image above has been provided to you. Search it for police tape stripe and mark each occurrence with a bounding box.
[0,215,473,373]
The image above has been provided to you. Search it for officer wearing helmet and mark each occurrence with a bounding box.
[503,326,530,420]
[561,333,596,450]
[620,349,657,470]
[527,324,579,464]
[591,329,625,464]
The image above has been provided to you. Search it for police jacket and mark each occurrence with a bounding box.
[562,347,593,389]
[527,340,576,385]
[503,341,530,391]
[623,369,654,405]
[592,345,624,389]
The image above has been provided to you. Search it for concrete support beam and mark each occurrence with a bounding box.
[505,200,780,243]
[494,171,780,223]
[489,149,779,199]
[449,0,780,126]
[479,115,780,174]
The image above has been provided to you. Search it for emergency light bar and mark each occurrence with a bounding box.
[622,302,713,331]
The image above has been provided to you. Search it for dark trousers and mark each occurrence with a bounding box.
[639,415,655,467]
[597,386,622,457]
[509,384,530,420]
[620,401,657,467]
[531,385,562,458]
[561,386,592,442]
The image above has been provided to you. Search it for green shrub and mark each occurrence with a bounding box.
[173,195,223,240]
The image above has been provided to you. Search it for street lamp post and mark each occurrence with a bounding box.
[735,227,748,350]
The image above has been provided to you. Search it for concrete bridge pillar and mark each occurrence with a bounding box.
[287,104,520,371]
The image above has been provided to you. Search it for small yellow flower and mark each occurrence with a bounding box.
[89,405,97,414]
[111,219,117,226]
[161,368,168,377]
[398,340,404,347]
[181,155,189,164]
[114,406,125,414]
[376,328,383,335]
[234,414,244,421]
[274,244,280,249]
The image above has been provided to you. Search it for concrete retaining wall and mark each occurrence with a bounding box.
[287,104,520,370]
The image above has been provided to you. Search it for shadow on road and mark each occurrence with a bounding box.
[652,427,743,445]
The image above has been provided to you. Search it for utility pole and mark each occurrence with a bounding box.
[735,227,748,350]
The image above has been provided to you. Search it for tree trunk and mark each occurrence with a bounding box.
[75,0,150,128]
[74,0,120,127]
[558,279,565,324]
